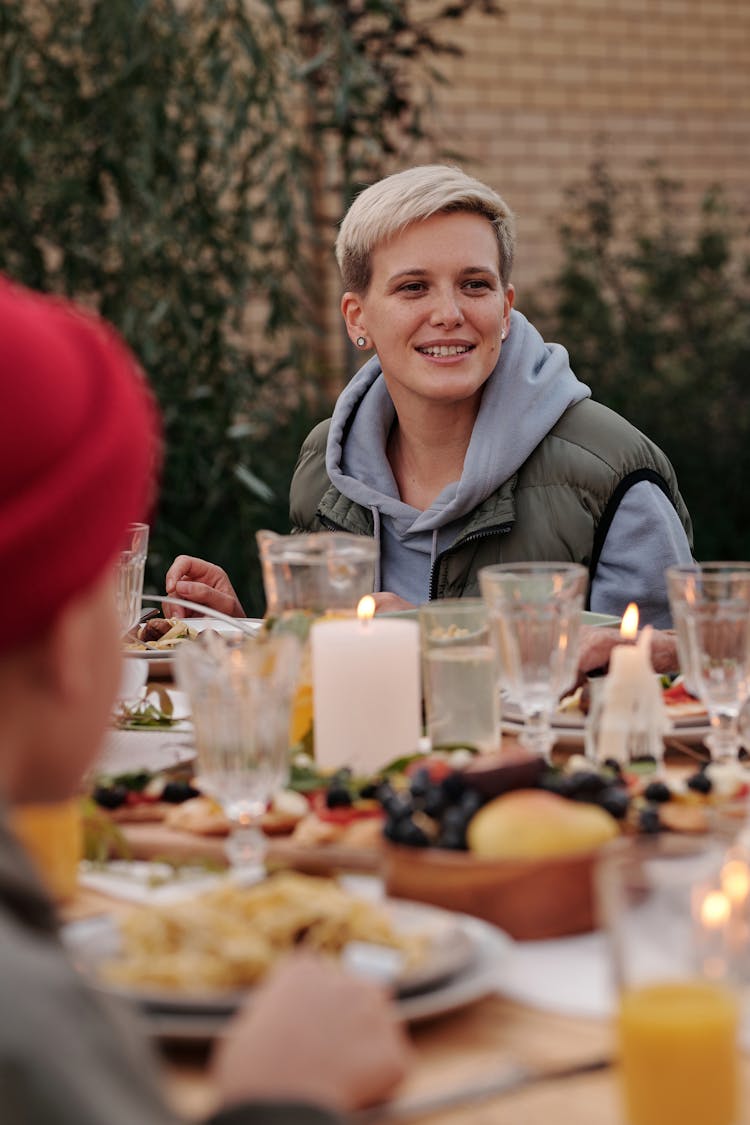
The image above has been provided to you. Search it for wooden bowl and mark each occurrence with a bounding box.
[382,843,602,941]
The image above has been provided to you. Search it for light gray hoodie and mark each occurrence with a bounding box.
[325,309,691,626]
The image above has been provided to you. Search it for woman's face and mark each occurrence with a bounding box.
[342,211,514,412]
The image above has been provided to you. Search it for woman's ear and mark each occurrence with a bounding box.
[341,291,367,344]
[502,284,515,340]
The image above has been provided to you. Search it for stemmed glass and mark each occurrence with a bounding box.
[174,630,301,871]
[666,563,750,763]
[479,562,588,760]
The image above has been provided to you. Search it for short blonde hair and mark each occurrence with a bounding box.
[335,164,516,294]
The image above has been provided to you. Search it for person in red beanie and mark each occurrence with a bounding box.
[0,276,409,1125]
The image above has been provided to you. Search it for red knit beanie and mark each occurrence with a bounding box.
[0,276,161,653]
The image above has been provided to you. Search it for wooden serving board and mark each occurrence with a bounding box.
[117,822,382,875]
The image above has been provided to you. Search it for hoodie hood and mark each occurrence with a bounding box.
[325,309,590,599]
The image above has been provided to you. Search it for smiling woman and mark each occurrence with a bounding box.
[167,164,694,630]
[284,164,694,626]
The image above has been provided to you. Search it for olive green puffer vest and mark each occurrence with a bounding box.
[289,399,693,603]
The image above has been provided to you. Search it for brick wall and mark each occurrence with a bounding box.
[430,0,750,300]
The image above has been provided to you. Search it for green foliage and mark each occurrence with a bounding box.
[0,0,501,612]
[536,161,750,560]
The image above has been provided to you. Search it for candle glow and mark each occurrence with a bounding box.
[620,602,639,641]
[357,595,376,622]
[721,859,750,906]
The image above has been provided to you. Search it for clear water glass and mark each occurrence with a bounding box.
[419,599,500,753]
[115,522,149,632]
[479,563,588,760]
[666,564,750,763]
[174,631,301,870]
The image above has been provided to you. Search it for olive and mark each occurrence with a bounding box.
[603,757,624,776]
[358,781,380,800]
[93,785,128,810]
[638,806,662,834]
[643,781,672,803]
[687,771,712,794]
[161,780,201,803]
[325,786,353,809]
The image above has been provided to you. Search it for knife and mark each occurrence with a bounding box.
[353,1056,611,1123]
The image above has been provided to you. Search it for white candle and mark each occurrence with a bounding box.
[311,599,421,772]
[595,604,668,764]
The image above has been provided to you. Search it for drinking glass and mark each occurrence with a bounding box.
[115,522,149,633]
[666,563,750,762]
[174,631,301,870]
[598,839,742,1125]
[479,562,587,760]
[257,530,377,752]
[418,599,500,753]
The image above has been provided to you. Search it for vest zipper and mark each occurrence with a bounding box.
[428,523,513,601]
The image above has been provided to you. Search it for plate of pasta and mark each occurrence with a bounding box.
[64,872,499,1025]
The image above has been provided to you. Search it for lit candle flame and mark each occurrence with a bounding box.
[357,595,376,623]
[700,890,731,930]
[620,602,639,641]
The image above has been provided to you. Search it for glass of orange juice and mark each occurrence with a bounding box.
[11,798,82,902]
[598,839,742,1125]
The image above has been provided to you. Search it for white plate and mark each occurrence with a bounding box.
[63,901,510,1036]
[123,619,262,673]
[502,700,710,748]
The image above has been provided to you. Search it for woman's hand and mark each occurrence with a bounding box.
[212,952,412,1113]
[372,592,416,614]
[164,555,245,618]
[577,626,679,676]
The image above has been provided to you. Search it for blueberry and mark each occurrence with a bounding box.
[93,785,128,810]
[459,789,484,818]
[358,782,380,800]
[423,785,447,819]
[380,792,413,820]
[326,786,353,809]
[597,786,630,820]
[409,767,432,799]
[539,771,577,799]
[441,771,467,802]
[638,806,662,834]
[687,771,712,794]
[393,817,430,848]
[161,780,201,804]
[441,806,469,833]
[568,770,608,798]
[643,781,672,804]
[438,828,468,851]
[603,758,624,776]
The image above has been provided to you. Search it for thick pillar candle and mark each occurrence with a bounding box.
[311,603,421,772]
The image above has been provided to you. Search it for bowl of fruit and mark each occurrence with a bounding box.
[380,749,745,941]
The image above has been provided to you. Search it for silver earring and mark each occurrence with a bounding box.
[356,336,367,348]
[500,330,506,341]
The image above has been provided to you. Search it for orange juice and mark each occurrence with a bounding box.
[618,980,739,1125]
[11,799,82,902]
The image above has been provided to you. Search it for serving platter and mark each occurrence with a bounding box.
[63,898,508,1036]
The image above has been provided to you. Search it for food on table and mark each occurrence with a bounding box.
[123,617,197,651]
[101,872,425,993]
[466,789,620,859]
[556,675,707,723]
[377,749,750,855]
[164,796,231,837]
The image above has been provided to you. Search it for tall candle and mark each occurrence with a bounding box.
[311,598,421,772]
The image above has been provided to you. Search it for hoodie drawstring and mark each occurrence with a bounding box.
[370,506,382,592]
